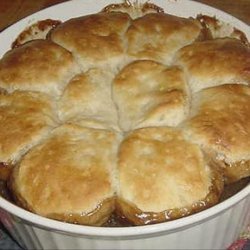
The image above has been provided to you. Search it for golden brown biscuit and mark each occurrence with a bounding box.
[10,124,121,226]
[113,60,189,131]
[174,38,250,93]
[0,39,80,96]
[117,127,223,225]
[183,84,250,183]
[0,91,57,167]
[59,68,119,131]
[126,13,202,64]
[50,12,131,72]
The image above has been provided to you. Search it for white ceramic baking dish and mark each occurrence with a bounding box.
[0,0,249,249]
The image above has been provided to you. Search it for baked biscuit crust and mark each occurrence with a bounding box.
[174,38,250,93]
[59,68,119,131]
[50,12,132,72]
[184,84,250,183]
[117,127,223,225]
[0,40,80,96]
[0,2,249,227]
[10,124,121,226]
[126,13,202,64]
[0,91,57,165]
[113,60,189,131]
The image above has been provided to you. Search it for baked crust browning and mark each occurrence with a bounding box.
[50,12,132,72]
[47,197,115,226]
[102,1,164,19]
[196,15,249,45]
[113,60,190,131]
[0,40,80,96]
[116,178,222,226]
[0,91,57,164]
[174,38,250,93]
[10,124,121,225]
[218,160,250,184]
[12,19,62,48]
[117,127,223,225]
[184,84,250,183]
[126,13,202,64]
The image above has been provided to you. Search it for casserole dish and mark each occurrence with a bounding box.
[0,0,249,249]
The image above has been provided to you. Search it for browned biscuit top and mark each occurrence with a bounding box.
[174,38,250,93]
[126,13,202,64]
[183,84,250,182]
[113,60,189,131]
[50,12,132,72]
[11,124,121,225]
[0,91,57,164]
[117,127,223,225]
[0,39,80,96]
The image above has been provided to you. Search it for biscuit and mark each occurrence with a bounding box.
[0,91,57,164]
[113,60,189,131]
[183,84,250,183]
[126,13,202,64]
[0,40,80,96]
[174,38,250,93]
[59,68,119,131]
[50,12,131,72]
[10,124,121,226]
[117,127,223,225]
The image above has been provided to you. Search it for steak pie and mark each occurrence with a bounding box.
[0,2,248,226]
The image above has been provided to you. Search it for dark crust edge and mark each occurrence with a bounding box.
[101,1,164,14]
